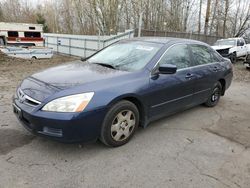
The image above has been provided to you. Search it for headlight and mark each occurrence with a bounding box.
[42,92,94,112]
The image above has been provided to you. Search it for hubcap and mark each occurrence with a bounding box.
[111,110,136,141]
[211,88,220,102]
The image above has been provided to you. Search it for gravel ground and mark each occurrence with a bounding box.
[0,54,250,188]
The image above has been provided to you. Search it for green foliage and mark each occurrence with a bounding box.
[36,13,49,33]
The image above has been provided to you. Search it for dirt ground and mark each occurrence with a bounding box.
[0,53,250,188]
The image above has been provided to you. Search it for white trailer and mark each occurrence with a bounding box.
[0,22,44,46]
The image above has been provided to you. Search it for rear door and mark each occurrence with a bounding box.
[189,44,222,105]
[148,44,196,120]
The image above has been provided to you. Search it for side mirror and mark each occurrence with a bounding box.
[159,64,177,74]
[81,57,87,61]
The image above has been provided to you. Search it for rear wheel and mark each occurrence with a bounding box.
[100,100,139,147]
[204,82,222,107]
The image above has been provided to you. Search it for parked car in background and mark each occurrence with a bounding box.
[212,38,249,63]
[13,38,233,147]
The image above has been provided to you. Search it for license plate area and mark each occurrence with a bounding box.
[13,103,22,119]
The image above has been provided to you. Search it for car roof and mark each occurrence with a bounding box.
[123,37,208,46]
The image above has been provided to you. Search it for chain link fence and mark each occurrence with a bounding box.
[135,29,222,45]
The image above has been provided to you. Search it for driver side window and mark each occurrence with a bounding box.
[159,44,191,69]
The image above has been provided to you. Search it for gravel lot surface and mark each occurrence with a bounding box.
[0,54,250,188]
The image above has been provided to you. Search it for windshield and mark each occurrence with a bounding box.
[87,41,162,71]
[214,39,236,46]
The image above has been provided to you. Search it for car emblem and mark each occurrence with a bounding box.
[18,89,26,103]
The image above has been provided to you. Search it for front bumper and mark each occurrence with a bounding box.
[244,55,250,68]
[13,98,107,143]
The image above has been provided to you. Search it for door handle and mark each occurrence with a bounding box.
[185,73,194,79]
[213,66,221,72]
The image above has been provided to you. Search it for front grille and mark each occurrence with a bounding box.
[17,88,41,107]
[216,49,229,57]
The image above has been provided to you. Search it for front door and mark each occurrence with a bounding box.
[148,44,195,120]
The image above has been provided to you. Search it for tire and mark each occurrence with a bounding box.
[204,82,222,107]
[31,56,37,60]
[100,100,139,147]
[230,52,237,64]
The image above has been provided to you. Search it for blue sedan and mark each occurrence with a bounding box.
[13,38,233,147]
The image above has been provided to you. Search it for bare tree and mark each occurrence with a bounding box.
[0,0,249,37]
[204,0,211,35]
[0,2,3,22]
[198,0,202,34]
[234,1,250,37]
[209,0,218,35]
[222,0,230,37]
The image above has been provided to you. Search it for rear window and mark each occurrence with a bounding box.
[190,45,214,65]
[24,32,41,38]
[8,31,18,37]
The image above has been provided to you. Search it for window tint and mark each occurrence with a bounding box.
[8,31,18,37]
[190,45,213,65]
[159,44,191,69]
[24,32,41,38]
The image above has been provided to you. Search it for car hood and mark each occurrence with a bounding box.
[31,61,128,88]
[212,45,233,50]
[20,61,129,101]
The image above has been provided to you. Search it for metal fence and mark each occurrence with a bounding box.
[44,30,134,57]
[44,28,222,58]
[135,29,222,45]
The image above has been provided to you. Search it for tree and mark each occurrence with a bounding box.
[204,0,211,35]
[198,0,202,34]
[222,0,229,37]
[36,13,49,33]
[0,2,3,22]
[0,0,249,37]
[209,0,218,35]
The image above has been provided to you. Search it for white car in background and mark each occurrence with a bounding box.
[212,38,249,63]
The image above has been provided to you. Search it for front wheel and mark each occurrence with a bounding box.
[204,82,222,107]
[100,100,139,147]
[230,53,237,64]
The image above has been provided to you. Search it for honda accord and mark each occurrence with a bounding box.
[13,38,233,147]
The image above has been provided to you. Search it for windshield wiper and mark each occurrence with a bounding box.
[92,62,117,70]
